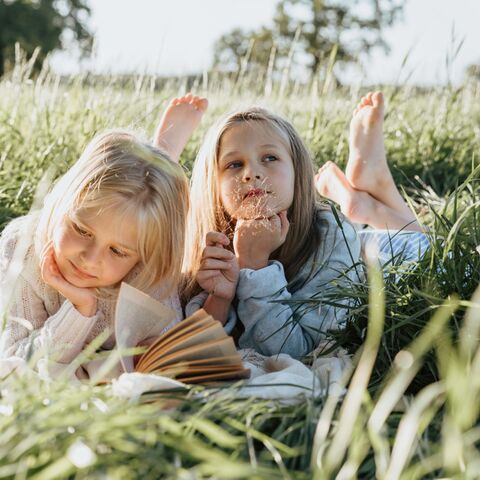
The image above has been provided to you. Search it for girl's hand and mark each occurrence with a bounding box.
[40,242,98,317]
[197,232,239,301]
[234,210,290,270]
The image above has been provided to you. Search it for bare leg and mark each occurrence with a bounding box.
[153,93,208,163]
[346,91,415,222]
[315,161,422,231]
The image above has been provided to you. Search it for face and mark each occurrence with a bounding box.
[52,207,141,288]
[217,121,295,220]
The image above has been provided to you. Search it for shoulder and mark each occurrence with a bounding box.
[288,206,361,291]
[0,214,38,264]
[0,214,46,299]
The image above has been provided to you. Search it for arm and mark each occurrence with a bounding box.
[0,225,100,363]
[3,295,100,363]
[185,291,238,335]
[235,215,362,358]
[192,231,239,326]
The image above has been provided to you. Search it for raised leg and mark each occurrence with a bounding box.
[346,91,414,222]
[315,161,422,231]
[153,93,208,163]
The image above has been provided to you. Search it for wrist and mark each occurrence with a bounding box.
[75,300,97,317]
[204,295,232,325]
[208,291,234,304]
[237,254,269,270]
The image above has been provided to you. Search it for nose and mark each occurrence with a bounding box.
[79,245,102,269]
[242,164,262,183]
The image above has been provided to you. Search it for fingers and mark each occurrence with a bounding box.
[205,231,230,247]
[41,250,64,286]
[197,270,222,282]
[201,245,234,261]
[200,257,233,271]
[236,214,287,235]
[40,243,56,280]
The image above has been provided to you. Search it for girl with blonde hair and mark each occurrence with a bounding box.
[0,129,189,365]
[183,91,428,359]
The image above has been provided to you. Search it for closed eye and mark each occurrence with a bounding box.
[72,221,92,238]
[110,247,128,258]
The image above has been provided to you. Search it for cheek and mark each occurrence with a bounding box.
[218,177,238,208]
[108,258,138,280]
[52,228,74,256]
[288,175,295,200]
[286,166,295,199]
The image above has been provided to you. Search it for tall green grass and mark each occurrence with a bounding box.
[0,53,479,478]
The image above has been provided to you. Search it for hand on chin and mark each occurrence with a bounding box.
[232,202,278,221]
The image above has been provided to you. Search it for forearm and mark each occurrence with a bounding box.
[203,294,232,326]
[4,301,99,363]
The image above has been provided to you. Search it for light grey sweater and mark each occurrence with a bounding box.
[186,208,362,359]
[0,215,183,363]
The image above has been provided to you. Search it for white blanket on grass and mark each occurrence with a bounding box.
[0,347,351,403]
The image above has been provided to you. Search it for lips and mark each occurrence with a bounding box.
[244,188,268,199]
[69,260,96,279]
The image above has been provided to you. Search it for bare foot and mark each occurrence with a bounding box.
[346,91,414,220]
[316,161,422,231]
[315,161,378,225]
[153,93,208,163]
[346,91,389,193]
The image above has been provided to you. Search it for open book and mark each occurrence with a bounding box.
[114,283,250,384]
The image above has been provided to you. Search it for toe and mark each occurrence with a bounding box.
[372,91,384,109]
[196,98,209,112]
[318,161,332,174]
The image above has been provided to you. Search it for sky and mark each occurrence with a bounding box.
[51,0,480,85]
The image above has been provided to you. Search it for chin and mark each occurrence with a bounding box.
[68,276,96,288]
[233,202,277,220]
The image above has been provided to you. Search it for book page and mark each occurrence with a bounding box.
[138,320,226,372]
[142,314,214,361]
[151,309,210,346]
[159,364,247,375]
[176,369,251,384]
[115,282,177,372]
[161,355,245,367]
[138,336,238,372]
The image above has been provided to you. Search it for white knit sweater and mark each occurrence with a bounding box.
[0,215,183,364]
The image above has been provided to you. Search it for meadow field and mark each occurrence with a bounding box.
[0,55,480,478]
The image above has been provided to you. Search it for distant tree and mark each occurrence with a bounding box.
[465,63,480,83]
[213,0,404,75]
[0,0,93,76]
[213,27,277,73]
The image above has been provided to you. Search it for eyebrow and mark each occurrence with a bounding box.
[220,144,283,160]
